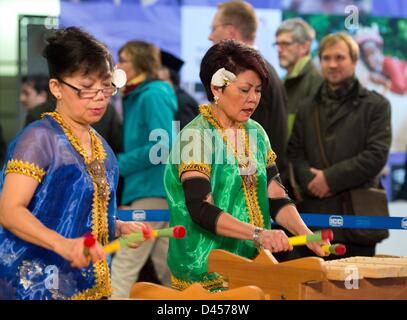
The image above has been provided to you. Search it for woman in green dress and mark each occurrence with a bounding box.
[164,40,327,291]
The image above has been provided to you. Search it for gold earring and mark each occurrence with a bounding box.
[214,96,219,104]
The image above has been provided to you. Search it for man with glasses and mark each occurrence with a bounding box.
[275,18,323,137]
[272,18,323,261]
[208,1,289,182]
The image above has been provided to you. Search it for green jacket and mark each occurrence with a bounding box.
[284,59,323,136]
[165,104,273,290]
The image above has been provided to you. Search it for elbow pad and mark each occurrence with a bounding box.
[268,197,296,220]
[267,164,282,184]
[182,177,223,234]
[267,164,290,194]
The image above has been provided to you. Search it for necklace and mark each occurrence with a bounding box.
[201,105,257,187]
[43,112,110,208]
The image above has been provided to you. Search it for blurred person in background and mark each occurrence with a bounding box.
[159,49,199,130]
[111,40,177,298]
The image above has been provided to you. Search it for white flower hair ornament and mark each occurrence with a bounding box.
[211,68,236,87]
[112,68,127,89]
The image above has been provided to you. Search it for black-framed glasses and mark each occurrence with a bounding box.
[272,41,297,49]
[58,79,118,99]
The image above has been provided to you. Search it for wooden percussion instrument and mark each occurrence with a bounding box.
[207,249,407,300]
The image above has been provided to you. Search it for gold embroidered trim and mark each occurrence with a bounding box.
[44,112,111,300]
[199,104,264,228]
[241,180,265,228]
[171,274,224,291]
[42,112,107,164]
[179,162,211,178]
[70,260,112,300]
[266,149,277,168]
[5,160,46,183]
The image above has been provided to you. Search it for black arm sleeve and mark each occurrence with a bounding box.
[266,164,281,184]
[182,177,223,234]
[268,198,296,220]
[267,164,296,220]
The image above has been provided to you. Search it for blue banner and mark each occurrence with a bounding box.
[117,209,407,230]
[299,213,407,230]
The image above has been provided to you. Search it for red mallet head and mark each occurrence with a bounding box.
[321,229,334,242]
[334,244,347,255]
[141,224,153,240]
[173,226,186,239]
[84,233,96,248]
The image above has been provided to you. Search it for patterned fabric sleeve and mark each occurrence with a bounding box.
[4,125,52,183]
[177,127,212,179]
[266,149,277,168]
[5,160,46,183]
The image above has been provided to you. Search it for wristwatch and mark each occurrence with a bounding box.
[252,226,264,246]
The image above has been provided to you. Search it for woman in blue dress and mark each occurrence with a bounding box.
[0,27,144,300]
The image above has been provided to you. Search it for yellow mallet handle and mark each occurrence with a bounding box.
[288,229,333,246]
[288,235,308,246]
[104,240,121,254]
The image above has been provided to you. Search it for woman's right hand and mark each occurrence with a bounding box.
[256,229,293,253]
[54,237,106,268]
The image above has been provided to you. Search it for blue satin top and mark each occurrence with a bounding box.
[0,113,118,300]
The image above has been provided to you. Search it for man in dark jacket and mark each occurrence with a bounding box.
[288,32,391,258]
[208,1,288,176]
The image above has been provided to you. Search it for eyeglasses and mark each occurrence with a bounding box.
[272,41,297,49]
[58,79,118,99]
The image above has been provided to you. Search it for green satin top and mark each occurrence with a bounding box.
[164,104,277,291]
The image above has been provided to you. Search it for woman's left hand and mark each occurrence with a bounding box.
[306,240,330,257]
[116,220,152,249]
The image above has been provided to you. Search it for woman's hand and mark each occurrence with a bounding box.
[54,237,105,268]
[116,220,152,249]
[306,240,330,257]
[257,229,293,253]
[300,228,330,257]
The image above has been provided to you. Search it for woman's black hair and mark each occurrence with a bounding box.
[199,39,269,102]
[43,26,114,79]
